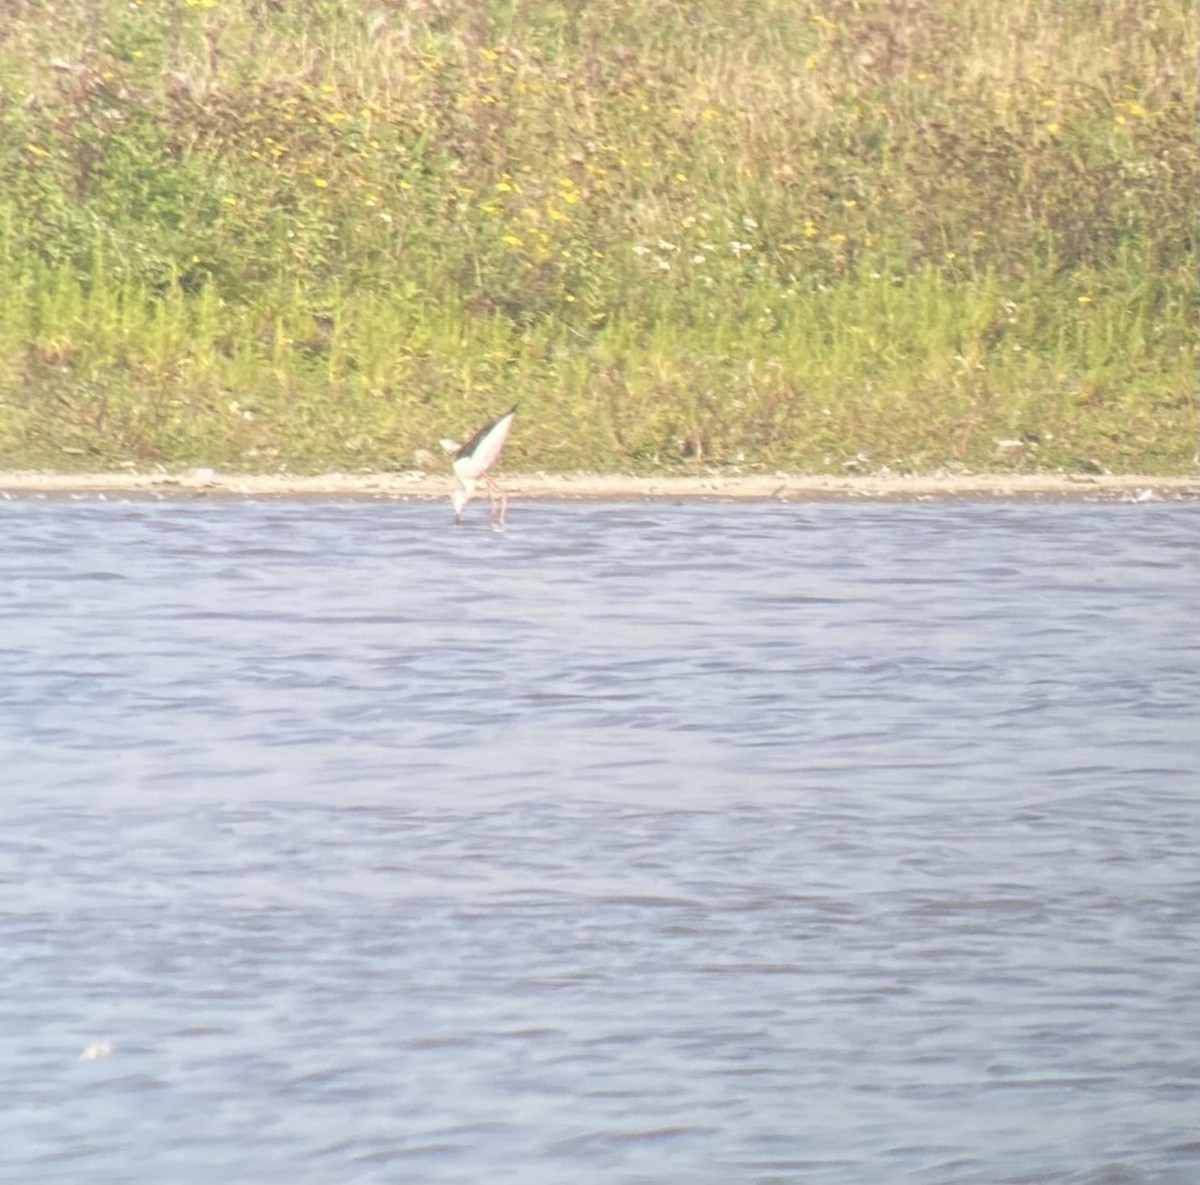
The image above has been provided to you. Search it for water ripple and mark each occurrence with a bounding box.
[0,498,1195,1183]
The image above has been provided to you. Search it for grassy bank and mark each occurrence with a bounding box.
[0,0,1195,474]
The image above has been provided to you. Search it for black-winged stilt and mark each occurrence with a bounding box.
[440,406,516,526]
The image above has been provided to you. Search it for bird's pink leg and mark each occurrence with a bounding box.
[485,475,507,528]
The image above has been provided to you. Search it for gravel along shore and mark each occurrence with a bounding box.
[0,469,1195,501]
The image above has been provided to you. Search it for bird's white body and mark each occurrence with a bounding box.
[440,407,516,526]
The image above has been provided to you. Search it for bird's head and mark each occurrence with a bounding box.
[451,484,474,520]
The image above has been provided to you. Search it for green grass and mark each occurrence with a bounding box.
[0,0,1195,474]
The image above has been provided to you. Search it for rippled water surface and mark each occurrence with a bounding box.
[1,495,1196,1184]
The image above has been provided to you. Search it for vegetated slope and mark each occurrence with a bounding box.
[0,0,1195,474]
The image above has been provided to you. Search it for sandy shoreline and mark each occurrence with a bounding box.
[0,468,1195,501]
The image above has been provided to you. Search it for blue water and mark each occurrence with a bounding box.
[0,496,1196,1183]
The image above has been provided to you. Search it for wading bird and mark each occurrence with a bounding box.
[440,406,516,526]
